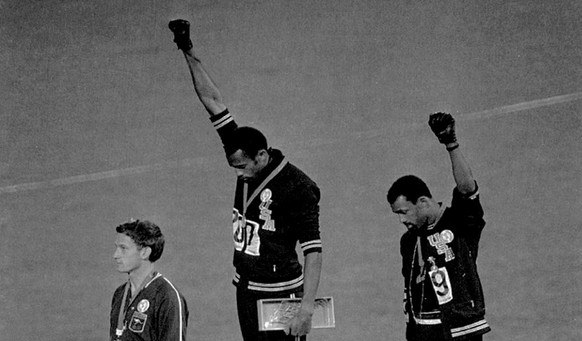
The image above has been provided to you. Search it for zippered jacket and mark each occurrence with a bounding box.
[401,186,491,340]
[110,273,188,341]
[210,109,322,293]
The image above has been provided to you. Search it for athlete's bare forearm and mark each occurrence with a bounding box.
[447,146,476,194]
[182,49,227,116]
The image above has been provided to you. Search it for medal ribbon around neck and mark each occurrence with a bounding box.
[242,159,288,217]
[115,270,158,337]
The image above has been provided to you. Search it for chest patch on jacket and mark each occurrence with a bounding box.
[129,311,147,333]
[427,230,455,262]
[428,258,454,305]
[233,208,261,256]
[259,189,276,231]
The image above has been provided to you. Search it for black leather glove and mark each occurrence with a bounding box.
[428,112,457,145]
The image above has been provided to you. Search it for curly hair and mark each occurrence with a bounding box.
[387,175,432,205]
[116,220,165,262]
[224,126,269,158]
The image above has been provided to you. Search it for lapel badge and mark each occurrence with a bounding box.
[440,230,454,244]
[260,189,272,202]
[137,299,150,313]
[129,311,147,333]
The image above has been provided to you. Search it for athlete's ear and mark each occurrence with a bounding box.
[140,246,152,261]
[416,196,431,208]
[256,149,269,163]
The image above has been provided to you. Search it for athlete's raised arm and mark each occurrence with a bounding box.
[428,112,476,195]
[169,19,227,117]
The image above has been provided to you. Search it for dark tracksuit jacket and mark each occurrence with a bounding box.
[401,186,491,340]
[210,109,322,294]
[110,273,188,341]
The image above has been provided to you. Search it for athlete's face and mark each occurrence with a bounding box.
[227,149,268,182]
[390,195,430,231]
[113,233,148,274]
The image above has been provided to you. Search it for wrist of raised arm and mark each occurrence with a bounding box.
[445,142,459,151]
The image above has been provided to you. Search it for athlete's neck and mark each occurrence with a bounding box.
[128,263,155,295]
[425,203,445,230]
[250,152,272,183]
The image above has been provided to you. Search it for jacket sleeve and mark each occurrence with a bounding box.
[450,184,486,259]
[291,179,322,255]
[155,287,188,341]
[209,109,239,156]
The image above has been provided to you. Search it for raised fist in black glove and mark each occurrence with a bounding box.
[169,19,193,51]
[428,112,457,146]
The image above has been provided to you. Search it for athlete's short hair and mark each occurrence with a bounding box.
[116,220,165,262]
[387,175,432,204]
[225,126,268,158]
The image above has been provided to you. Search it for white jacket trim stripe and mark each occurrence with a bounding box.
[451,319,489,338]
[234,273,304,292]
[414,316,442,325]
[301,240,322,252]
[162,277,185,341]
[213,114,234,129]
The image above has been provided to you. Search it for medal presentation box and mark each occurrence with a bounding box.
[258,297,335,331]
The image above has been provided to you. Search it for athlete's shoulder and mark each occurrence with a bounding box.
[266,150,319,202]
[281,162,318,187]
[279,164,320,205]
[399,231,416,257]
[400,230,415,245]
[113,282,127,296]
[452,182,480,201]
[148,275,185,300]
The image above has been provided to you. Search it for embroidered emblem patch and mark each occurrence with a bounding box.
[129,311,147,333]
[260,188,272,202]
[137,299,150,313]
[428,231,455,262]
[259,189,275,231]
[440,230,454,243]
